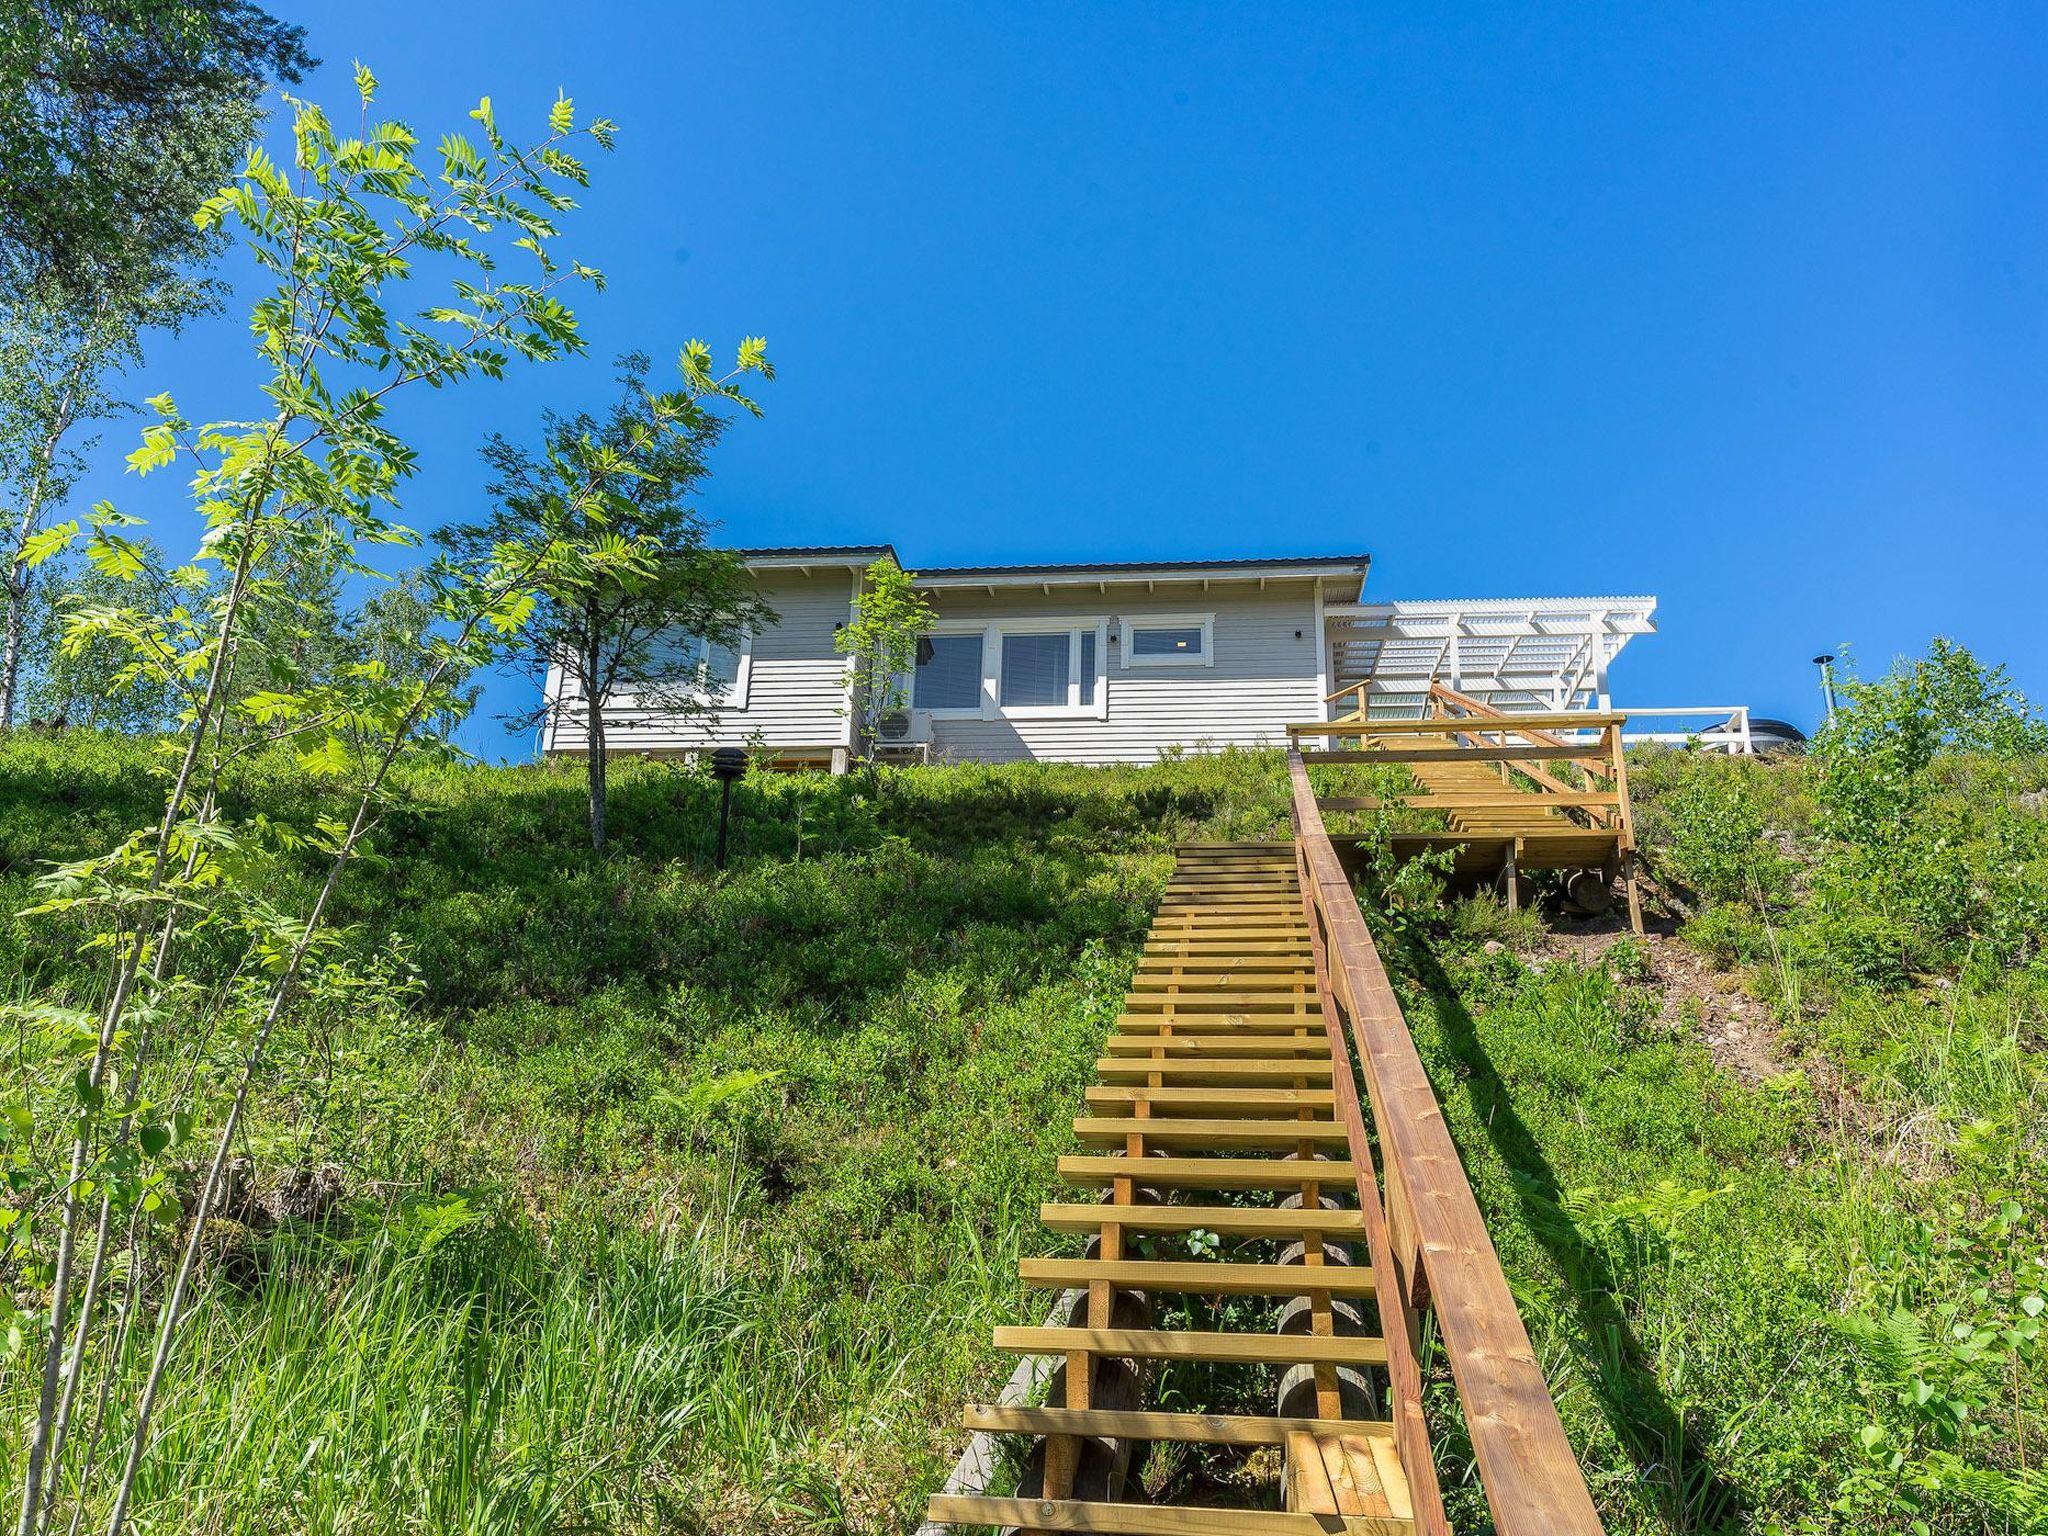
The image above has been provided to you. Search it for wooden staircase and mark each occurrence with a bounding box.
[926,746,1616,1536]
[927,844,1415,1533]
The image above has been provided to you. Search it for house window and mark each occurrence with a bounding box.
[656,630,750,705]
[1121,614,1214,667]
[913,632,984,711]
[912,621,1108,719]
[1000,632,1071,708]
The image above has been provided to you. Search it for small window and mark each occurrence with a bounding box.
[1000,632,1072,708]
[1121,615,1214,666]
[1078,630,1096,706]
[914,633,984,711]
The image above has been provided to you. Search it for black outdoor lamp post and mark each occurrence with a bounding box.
[709,746,748,870]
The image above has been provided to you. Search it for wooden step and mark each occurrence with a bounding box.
[1073,1118,1347,1149]
[1104,1035,1329,1057]
[1142,943,1316,958]
[1130,973,1313,991]
[1058,1155,1357,1190]
[1093,1058,1333,1082]
[1042,1202,1362,1237]
[962,1403,1395,1446]
[1122,994,1322,1011]
[927,1497,1409,1535]
[1020,1257,1376,1297]
[1122,1024,1327,1036]
[1132,961,1315,978]
[1084,1085,1336,1112]
[994,1326,1388,1367]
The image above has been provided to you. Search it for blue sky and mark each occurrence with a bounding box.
[80,3,2048,756]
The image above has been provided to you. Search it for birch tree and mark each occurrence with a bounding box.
[0,1,310,728]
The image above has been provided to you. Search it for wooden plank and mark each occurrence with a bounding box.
[1073,1117,1345,1148]
[926,1497,1410,1536]
[1103,1035,1328,1056]
[1129,973,1314,991]
[1041,1202,1363,1237]
[994,1326,1388,1368]
[1122,994,1322,1011]
[1085,1084,1334,1110]
[1316,792,1618,811]
[1093,1058,1333,1082]
[1367,1435,1414,1522]
[1322,1433,1393,1517]
[1298,744,1591,765]
[1288,712,1624,734]
[1115,1015,1326,1034]
[962,1404,1394,1446]
[1019,1258,1376,1297]
[1287,1429,1342,1514]
[1058,1155,1359,1189]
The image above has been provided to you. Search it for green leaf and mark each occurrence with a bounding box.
[353,61,378,104]
[548,93,574,136]
[21,521,78,568]
[85,532,146,581]
[73,1070,104,1113]
[138,1124,170,1157]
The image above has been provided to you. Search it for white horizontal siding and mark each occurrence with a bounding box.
[544,569,854,755]
[925,583,1322,764]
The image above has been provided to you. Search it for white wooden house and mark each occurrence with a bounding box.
[538,545,1659,769]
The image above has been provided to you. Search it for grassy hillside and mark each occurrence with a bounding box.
[1,708,2043,1534]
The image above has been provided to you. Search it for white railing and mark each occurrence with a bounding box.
[1598,705,1755,754]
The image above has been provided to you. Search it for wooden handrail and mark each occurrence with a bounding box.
[1289,751,1606,1536]
[1291,712,1626,736]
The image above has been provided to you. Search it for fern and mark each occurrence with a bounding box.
[1833,1305,1936,1386]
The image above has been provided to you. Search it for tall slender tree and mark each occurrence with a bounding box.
[0,0,312,727]
[443,350,774,853]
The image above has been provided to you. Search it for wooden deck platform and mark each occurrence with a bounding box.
[1293,685,1642,931]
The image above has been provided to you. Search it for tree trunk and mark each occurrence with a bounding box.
[0,354,87,731]
[583,633,607,854]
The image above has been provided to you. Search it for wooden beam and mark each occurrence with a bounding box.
[1019,1258,1377,1298]
[926,1496,1411,1536]
[994,1326,1388,1367]
[962,1404,1394,1446]
[1298,744,1592,765]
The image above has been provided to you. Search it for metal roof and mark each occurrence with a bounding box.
[737,546,1372,591]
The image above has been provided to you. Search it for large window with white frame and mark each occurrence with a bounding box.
[1120,613,1214,667]
[907,620,1108,719]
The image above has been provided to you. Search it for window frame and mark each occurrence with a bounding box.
[657,627,753,709]
[905,618,1111,721]
[1119,612,1215,668]
[909,624,991,718]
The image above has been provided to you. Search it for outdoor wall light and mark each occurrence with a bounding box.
[710,746,748,870]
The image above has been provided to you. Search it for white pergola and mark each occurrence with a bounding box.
[1324,595,1658,717]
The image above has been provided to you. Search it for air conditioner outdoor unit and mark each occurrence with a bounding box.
[874,708,933,746]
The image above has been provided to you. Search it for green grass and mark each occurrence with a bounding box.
[2,731,2043,1534]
